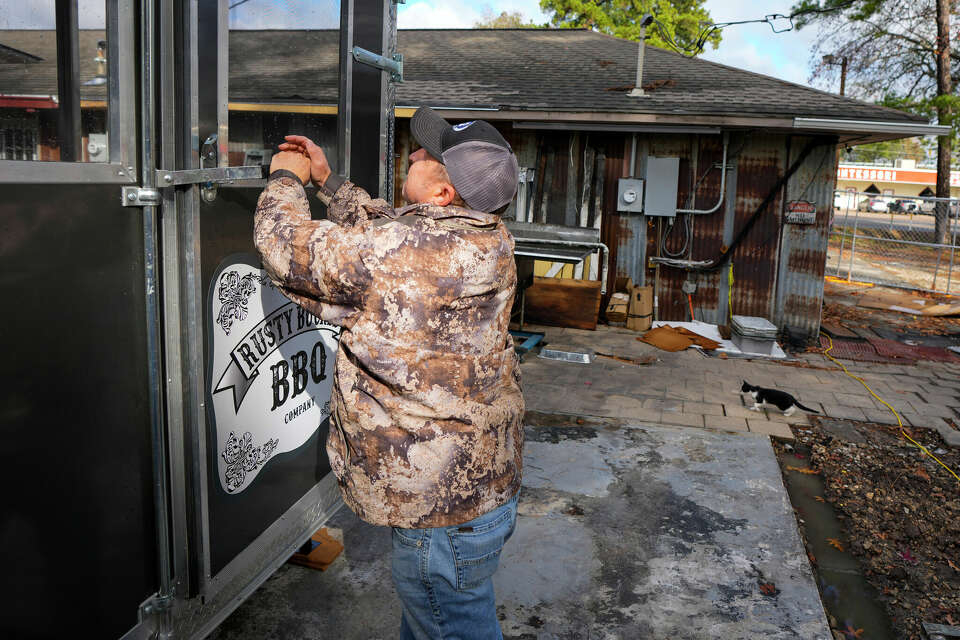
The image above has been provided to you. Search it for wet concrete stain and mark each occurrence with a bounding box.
[524,424,598,443]
[209,417,831,640]
[498,422,830,639]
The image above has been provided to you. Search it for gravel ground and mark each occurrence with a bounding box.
[781,419,960,640]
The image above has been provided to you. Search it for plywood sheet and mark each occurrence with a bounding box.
[524,277,602,330]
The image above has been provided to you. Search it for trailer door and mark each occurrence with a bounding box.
[0,2,155,639]
[0,1,397,638]
[157,1,397,638]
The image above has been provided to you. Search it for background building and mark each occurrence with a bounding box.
[2,27,948,338]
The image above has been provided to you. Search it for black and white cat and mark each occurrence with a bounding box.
[740,381,820,417]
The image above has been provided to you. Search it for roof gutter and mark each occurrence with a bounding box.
[793,117,951,138]
[512,121,721,135]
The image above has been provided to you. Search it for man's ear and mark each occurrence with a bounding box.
[431,182,457,207]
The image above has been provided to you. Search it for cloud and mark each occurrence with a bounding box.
[699,1,821,86]
[1,0,105,29]
[230,0,339,29]
[700,24,814,85]
[399,1,479,29]
[398,0,550,29]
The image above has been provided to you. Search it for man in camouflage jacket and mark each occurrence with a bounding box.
[255,107,523,639]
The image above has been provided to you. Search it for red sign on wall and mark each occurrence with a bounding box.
[785,200,817,225]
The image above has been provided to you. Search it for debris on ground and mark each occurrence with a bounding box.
[823,280,960,336]
[594,352,658,366]
[638,324,720,352]
[782,420,960,640]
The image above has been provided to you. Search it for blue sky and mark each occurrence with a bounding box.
[2,0,827,89]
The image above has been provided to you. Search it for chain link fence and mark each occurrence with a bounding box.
[827,190,960,295]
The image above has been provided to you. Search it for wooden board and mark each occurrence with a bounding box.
[524,276,602,330]
[820,321,859,340]
[856,289,960,316]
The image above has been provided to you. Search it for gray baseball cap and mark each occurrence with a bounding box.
[410,106,519,213]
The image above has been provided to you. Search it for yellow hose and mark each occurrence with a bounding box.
[821,333,960,485]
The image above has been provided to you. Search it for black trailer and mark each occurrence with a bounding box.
[0,1,398,637]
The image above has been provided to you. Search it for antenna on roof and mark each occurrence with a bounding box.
[628,14,654,98]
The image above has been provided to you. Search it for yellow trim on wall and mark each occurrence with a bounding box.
[80,100,107,108]
[227,104,420,117]
[229,103,339,114]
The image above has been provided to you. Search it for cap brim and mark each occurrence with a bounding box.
[410,106,449,162]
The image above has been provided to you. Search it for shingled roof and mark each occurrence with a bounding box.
[0,27,930,129]
[394,29,923,124]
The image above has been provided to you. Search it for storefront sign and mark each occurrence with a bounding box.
[838,165,960,187]
[207,255,339,494]
[785,200,817,225]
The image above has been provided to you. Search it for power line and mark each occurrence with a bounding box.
[229,0,254,9]
[654,1,858,57]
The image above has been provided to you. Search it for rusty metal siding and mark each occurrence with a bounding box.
[626,133,789,326]
[725,135,786,323]
[603,137,628,291]
[647,134,695,321]
[605,132,834,334]
[683,134,726,323]
[396,119,833,336]
[774,137,837,338]
[616,136,647,285]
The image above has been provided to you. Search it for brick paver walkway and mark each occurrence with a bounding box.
[520,325,960,446]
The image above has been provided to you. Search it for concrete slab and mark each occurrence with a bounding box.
[208,421,830,640]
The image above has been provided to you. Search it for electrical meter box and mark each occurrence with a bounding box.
[86,133,108,162]
[617,178,645,213]
[644,156,680,217]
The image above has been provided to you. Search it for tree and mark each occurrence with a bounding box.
[793,0,958,243]
[474,10,543,28]
[539,0,721,53]
[843,137,929,165]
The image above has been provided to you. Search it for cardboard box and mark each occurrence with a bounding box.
[627,285,653,332]
[605,293,630,323]
[605,277,633,324]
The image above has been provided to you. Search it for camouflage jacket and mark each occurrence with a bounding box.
[254,171,524,528]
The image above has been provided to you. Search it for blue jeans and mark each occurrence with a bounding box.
[391,493,519,640]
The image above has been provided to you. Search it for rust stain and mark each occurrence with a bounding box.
[785,293,822,319]
[787,248,826,273]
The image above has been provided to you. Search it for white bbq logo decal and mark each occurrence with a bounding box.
[208,255,339,493]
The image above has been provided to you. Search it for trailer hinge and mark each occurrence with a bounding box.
[352,46,403,82]
[140,593,173,617]
[136,592,173,640]
[121,186,162,207]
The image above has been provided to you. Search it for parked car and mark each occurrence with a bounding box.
[917,199,960,216]
[858,198,888,213]
[888,199,919,214]
[834,191,857,210]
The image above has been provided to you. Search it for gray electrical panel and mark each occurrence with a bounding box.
[644,156,680,217]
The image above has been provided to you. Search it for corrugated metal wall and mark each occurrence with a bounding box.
[774,138,837,337]
[628,131,834,339]
[393,119,836,339]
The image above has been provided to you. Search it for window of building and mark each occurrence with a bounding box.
[0,0,112,163]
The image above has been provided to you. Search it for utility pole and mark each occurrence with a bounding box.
[822,55,848,96]
[839,56,847,97]
[934,0,953,245]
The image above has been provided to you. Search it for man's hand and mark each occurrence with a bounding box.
[270,150,311,185]
[278,135,332,187]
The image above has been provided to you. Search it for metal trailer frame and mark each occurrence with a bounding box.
[0,1,397,637]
